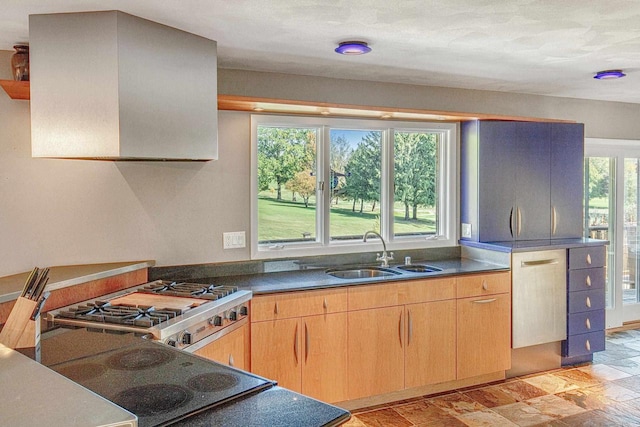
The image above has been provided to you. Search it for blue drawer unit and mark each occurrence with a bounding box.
[562,245,607,362]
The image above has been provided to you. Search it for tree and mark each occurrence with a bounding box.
[330,135,352,204]
[343,132,381,213]
[394,132,437,220]
[257,127,315,200]
[286,170,316,208]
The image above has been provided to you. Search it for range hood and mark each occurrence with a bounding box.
[29,11,218,160]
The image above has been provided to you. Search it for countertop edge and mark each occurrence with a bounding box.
[0,261,155,304]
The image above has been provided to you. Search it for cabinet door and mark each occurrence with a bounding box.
[347,306,405,400]
[193,323,249,370]
[405,300,456,388]
[457,293,511,379]
[251,318,301,392]
[515,122,551,240]
[301,313,348,403]
[476,121,518,242]
[551,123,584,239]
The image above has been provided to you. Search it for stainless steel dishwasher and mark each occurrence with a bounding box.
[512,249,567,348]
[508,248,567,377]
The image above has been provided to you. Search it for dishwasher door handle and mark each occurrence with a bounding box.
[521,259,559,267]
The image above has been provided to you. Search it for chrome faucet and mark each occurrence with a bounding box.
[363,230,394,267]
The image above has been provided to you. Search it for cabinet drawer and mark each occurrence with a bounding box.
[251,289,348,322]
[399,277,456,304]
[568,246,605,270]
[567,310,605,336]
[562,331,605,357]
[568,268,605,292]
[348,282,400,311]
[568,289,606,314]
[456,272,511,298]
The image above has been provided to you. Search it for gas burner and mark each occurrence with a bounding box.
[58,302,183,327]
[141,281,239,300]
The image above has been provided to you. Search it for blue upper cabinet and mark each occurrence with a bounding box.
[550,123,585,239]
[461,120,584,242]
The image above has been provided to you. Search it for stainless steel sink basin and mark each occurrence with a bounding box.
[395,264,442,273]
[326,267,401,279]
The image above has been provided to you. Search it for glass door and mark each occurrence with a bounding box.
[586,139,640,327]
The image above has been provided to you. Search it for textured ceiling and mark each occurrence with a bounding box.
[1,0,639,103]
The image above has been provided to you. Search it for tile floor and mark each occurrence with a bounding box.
[343,328,640,426]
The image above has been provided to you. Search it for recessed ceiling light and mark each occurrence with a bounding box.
[253,107,265,111]
[320,110,330,115]
[380,114,392,119]
[335,41,371,55]
[594,70,626,80]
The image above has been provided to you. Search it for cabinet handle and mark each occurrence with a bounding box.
[586,297,591,308]
[408,310,413,346]
[304,322,310,363]
[586,318,591,330]
[274,302,279,315]
[552,206,557,236]
[509,207,514,238]
[521,259,559,267]
[399,311,404,348]
[229,353,235,367]
[323,298,328,309]
[586,275,592,287]
[517,207,522,237]
[293,323,299,365]
[586,339,591,351]
[473,298,497,304]
[482,280,488,291]
[586,254,592,265]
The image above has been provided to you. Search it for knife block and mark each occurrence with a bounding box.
[0,297,41,349]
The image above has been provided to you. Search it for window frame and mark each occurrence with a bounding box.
[251,114,458,260]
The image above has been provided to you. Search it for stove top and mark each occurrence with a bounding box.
[139,281,239,300]
[48,339,273,427]
[57,301,184,327]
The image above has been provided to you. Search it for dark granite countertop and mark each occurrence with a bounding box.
[173,386,350,427]
[186,257,510,294]
[460,238,608,253]
[37,328,349,427]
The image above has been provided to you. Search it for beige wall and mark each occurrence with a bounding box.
[1,51,640,276]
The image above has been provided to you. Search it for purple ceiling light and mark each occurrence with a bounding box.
[594,70,626,80]
[335,41,371,55]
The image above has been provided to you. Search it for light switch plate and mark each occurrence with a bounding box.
[223,231,246,249]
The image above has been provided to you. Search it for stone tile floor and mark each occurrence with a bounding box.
[343,328,640,426]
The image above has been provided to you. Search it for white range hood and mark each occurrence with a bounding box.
[29,11,218,160]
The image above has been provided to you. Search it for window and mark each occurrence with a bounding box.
[251,115,457,259]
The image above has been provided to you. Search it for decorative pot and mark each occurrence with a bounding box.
[11,45,29,81]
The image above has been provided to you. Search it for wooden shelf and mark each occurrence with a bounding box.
[0,80,30,100]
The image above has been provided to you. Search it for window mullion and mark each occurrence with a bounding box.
[381,129,394,242]
[320,125,331,246]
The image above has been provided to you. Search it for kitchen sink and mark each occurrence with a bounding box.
[326,267,401,279]
[395,264,442,273]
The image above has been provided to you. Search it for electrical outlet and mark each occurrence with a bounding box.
[462,223,472,238]
[223,231,246,249]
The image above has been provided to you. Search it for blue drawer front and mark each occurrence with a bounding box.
[567,310,605,336]
[568,268,605,292]
[568,289,605,313]
[568,246,606,270]
[563,331,606,357]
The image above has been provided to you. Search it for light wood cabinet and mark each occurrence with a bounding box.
[250,271,511,403]
[251,289,349,403]
[405,300,456,388]
[347,306,405,399]
[457,292,511,379]
[193,323,250,370]
[251,317,301,391]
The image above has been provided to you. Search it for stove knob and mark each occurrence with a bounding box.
[182,332,192,345]
[229,310,238,321]
[239,306,248,316]
[166,339,177,347]
[211,315,223,326]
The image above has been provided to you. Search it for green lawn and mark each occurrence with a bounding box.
[258,190,435,242]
